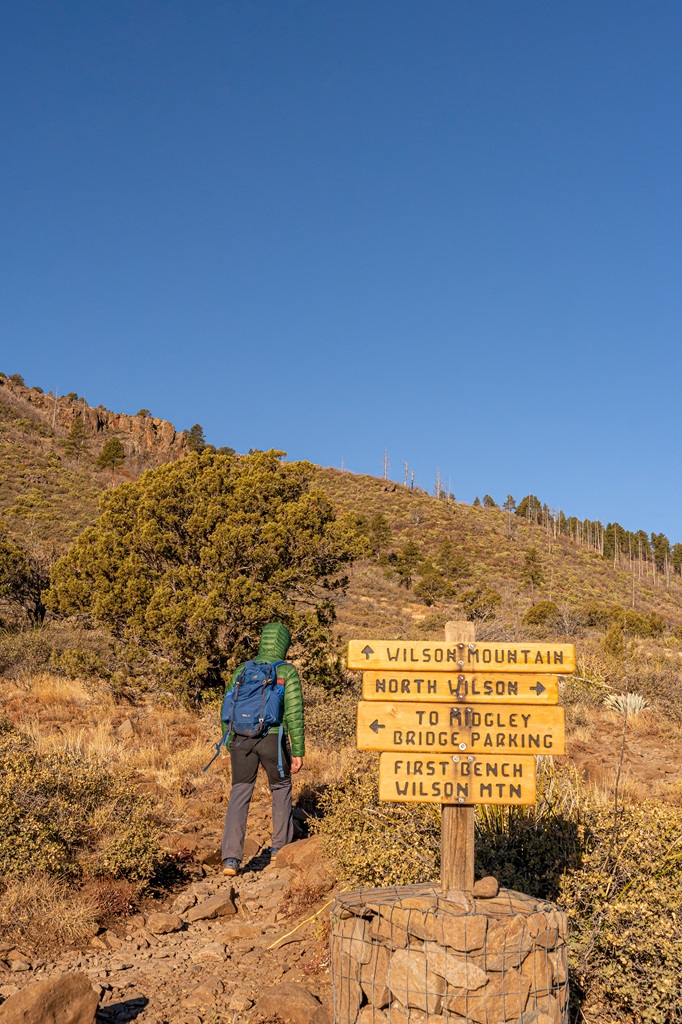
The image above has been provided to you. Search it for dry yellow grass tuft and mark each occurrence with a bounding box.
[0,874,99,949]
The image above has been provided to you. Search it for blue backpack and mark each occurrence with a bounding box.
[222,660,285,738]
[203,660,286,774]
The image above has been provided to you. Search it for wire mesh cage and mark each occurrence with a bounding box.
[330,883,568,1024]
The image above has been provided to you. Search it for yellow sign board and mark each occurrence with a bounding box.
[348,640,575,673]
[362,671,559,705]
[379,752,537,805]
[356,701,565,754]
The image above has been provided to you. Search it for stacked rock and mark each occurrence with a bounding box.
[330,883,567,1024]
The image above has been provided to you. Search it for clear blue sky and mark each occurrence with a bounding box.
[2,1,681,538]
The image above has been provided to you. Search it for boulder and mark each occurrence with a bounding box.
[146,912,184,934]
[518,1011,553,1024]
[116,717,135,742]
[190,942,227,963]
[388,948,445,1014]
[360,942,390,1007]
[387,1000,428,1023]
[215,919,267,940]
[470,915,531,970]
[422,943,488,990]
[0,972,99,1024]
[185,891,236,922]
[445,970,530,1024]
[472,876,499,899]
[520,947,552,992]
[357,1007,389,1024]
[256,982,328,1024]
[225,987,254,1012]
[330,940,363,1020]
[198,847,223,867]
[274,836,336,891]
[243,836,260,861]
[434,912,487,953]
[369,915,408,948]
[183,976,224,1007]
[171,892,197,915]
[336,916,372,963]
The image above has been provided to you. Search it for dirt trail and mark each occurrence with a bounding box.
[0,803,334,1024]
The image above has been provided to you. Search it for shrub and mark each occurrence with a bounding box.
[304,680,360,748]
[458,585,501,621]
[315,754,441,886]
[0,723,162,883]
[46,451,364,697]
[580,601,612,629]
[0,629,52,675]
[601,605,667,639]
[560,802,682,1023]
[522,600,561,628]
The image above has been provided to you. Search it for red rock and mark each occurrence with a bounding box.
[434,913,487,952]
[275,837,336,891]
[146,912,184,934]
[472,876,499,899]
[445,970,530,1023]
[185,891,236,922]
[388,948,445,1014]
[256,982,328,1024]
[0,972,99,1024]
[183,976,224,1007]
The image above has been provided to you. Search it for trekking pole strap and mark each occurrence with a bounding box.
[203,732,228,772]
[277,725,285,778]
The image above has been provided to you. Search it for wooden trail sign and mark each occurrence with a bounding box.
[362,671,559,704]
[348,622,574,896]
[356,700,565,754]
[348,640,575,673]
[379,752,537,806]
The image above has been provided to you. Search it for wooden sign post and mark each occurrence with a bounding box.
[348,623,573,899]
[442,620,475,895]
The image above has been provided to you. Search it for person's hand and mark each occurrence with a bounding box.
[291,757,303,774]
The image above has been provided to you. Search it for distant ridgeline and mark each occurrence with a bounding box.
[1,370,680,579]
[474,492,681,583]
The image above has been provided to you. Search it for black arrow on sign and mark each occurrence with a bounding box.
[361,645,374,659]
[529,681,546,695]
[370,720,385,734]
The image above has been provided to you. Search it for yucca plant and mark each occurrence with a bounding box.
[603,691,650,716]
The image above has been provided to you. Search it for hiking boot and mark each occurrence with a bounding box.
[222,858,240,876]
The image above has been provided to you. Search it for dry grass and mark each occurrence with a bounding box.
[0,874,99,949]
[296,744,364,792]
[0,671,226,827]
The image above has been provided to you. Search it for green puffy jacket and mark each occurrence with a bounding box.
[222,622,305,757]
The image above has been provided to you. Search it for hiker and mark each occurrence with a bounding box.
[220,622,304,876]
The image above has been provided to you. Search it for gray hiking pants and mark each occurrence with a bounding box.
[221,732,294,862]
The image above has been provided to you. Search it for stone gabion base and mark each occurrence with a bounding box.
[330,883,568,1024]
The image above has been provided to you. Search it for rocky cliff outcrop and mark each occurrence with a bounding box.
[0,377,187,469]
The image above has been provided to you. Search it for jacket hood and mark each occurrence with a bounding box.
[257,622,292,661]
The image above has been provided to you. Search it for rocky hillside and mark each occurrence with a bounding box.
[0,375,188,549]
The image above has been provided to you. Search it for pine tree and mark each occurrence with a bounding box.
[186,424,206,453]
[521,547,544,603]
[503,495,516,539]
[62,416,89,463]
[97,438,126,484]
[367,513,392,555]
